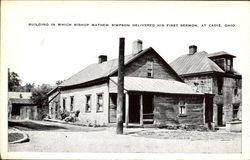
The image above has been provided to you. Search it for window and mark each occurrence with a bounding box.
[85,95,91,112]
[147,59,153,78]
[234,88,238,96]
[233,105,239,120]
[226,59,232,71]
[179,99,186,116]
[96,93,104,112]
[62,98,66,111]
[217,78,223,95]
[70,96,74,111]
[55,101,59,112]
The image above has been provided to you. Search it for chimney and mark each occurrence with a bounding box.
[132,39,143,54]
[98,55,107,64]
[189,45,197,54]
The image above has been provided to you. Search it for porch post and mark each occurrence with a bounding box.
[140,94,143,127]
[125,93,129,128]
[203,95,206,126]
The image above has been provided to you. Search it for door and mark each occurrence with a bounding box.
[143,94,154,124]
[129,95,140,123]
[205,95,213,123]
[217,104,223,126]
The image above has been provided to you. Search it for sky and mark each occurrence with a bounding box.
[2,1,250,86]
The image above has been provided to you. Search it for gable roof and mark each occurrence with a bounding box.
[110,77,202,95]
[170,51,224,76]
[59,47,183,88]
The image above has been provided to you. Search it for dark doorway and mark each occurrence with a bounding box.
[205,95,213,123]
[11,104,20,116]
[143,94,154,114]
[217,104,223,126]
[129,95,140,123]
[143,94,154,124]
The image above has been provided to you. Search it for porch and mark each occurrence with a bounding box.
[108,77,208,127]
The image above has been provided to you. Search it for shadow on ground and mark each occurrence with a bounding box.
[9,120,67,131]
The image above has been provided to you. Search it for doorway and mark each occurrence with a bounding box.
[129,95,140,123]
[128,94,154,124]
[205,95,213,123]
[217,104,223,126]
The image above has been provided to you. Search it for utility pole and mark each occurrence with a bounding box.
[116,37,125,134]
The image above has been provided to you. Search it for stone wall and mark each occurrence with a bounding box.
[183,76,213,94]
[183,75,242,126]
[212,77,242,125]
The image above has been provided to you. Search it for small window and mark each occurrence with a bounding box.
[233,105,239,120]
[97,93,104,112]
[55,101,59,112]
[226,59,232,71]
[85,95,91,112]
[179,106,186,115]
[234,88,238,96]
[179,99,186,116]
[70,96,74,111]
[217,78,223,95]
[62,98,66,111]
[147,60,153,78]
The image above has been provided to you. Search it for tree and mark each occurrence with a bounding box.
[31,84,52,107]
[23,83,36,92]
[8,69,22,91]
[56,80,63,86]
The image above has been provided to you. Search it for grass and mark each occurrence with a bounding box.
[134,129,241,141]
[8,132,24,143]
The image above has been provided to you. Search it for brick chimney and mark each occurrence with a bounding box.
[98,55,107,63]
[189,45,197,54]
[132,39,143,54]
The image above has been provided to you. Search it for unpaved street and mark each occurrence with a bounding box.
[9,122,241,153]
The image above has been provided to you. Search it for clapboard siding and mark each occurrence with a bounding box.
[123,51,181,81]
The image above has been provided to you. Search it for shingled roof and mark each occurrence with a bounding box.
[170,51,224,76]
[59,47,182,88]
[110,77,202,95]
[59,48,149,87]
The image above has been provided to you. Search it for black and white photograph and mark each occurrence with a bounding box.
[1,1,250,159]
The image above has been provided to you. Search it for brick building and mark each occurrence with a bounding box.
[48,40,214,128]
[170,45,242,127]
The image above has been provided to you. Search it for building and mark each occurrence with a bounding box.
[47,88,61,119]
[170,45,242,127]
[48,40,214,128]
[8,92,38,120]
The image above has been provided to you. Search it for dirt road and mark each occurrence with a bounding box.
[9,125,241,153]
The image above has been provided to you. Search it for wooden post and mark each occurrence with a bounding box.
[116,37,125,134]
[125,93,129,128]
[140,94,143,127]
[203,95,206,127]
